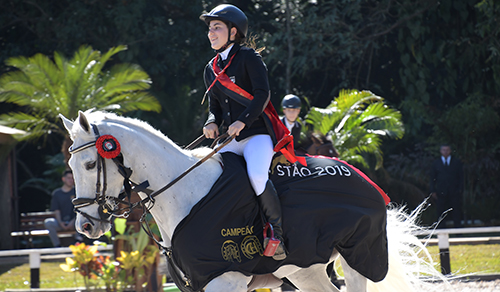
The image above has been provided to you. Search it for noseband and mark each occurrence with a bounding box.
[69,124,148,226]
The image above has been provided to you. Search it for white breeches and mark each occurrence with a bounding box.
[219,134,274,195]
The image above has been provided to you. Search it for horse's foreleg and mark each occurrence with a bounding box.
[204,271,250,292]
[340,256,367,292]
[285,263,340,292]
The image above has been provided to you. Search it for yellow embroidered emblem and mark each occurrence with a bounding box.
[241,235,263,259]
[221,240,241,262]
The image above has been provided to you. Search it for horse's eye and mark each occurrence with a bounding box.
[85,161,96,170]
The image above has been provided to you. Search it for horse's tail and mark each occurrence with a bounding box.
[367,201,455,292]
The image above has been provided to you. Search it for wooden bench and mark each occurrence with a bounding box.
[11,211,76,248]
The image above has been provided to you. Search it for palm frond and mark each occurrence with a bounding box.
[306,89,405,169]
[305,107,342,135]
[98,63,151,99]
[103,92,161,113]
[333,90,383,133]
[0,112,61,141]
[354,102,405,139]
[0,45,160,143]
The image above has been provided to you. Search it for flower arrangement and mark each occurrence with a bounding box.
[60,243,118,291]
[60,218,159,291]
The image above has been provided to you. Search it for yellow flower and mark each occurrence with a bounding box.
[117,250,142,270]
[88,244,98,255]
[60,257,77,272]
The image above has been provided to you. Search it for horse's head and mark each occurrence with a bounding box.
[60,111,131,239]
[305,133,339,158]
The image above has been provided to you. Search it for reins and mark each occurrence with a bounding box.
[133,133,233,207]
[184,134,206,150]
[69,124,233,224]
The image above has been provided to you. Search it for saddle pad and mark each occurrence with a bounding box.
[170,152,388,291]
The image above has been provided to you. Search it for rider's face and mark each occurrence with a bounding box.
[283,108,301,123]
[207,20,235,50]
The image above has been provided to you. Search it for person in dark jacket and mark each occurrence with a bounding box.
[281,94,302,149]
[200,4,291,260]
[430,144,464,228]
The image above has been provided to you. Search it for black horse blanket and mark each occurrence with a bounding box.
[170,152,389,291]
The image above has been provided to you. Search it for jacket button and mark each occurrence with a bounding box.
[225,99,228,103]
[227,112,230,116]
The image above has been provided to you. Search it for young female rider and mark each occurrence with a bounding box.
[200,4,305,261]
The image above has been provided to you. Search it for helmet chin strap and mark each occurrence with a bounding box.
[215,23,235,53]
[215,40,234,53]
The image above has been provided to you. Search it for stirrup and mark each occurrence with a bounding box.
[263,223,287,260]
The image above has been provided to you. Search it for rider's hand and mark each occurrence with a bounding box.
[203,123,219,139]
[227,120,245,137]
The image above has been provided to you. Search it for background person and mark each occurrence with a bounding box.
[44,170,82,247]
[281,94,302,149]
[429,144,464,228]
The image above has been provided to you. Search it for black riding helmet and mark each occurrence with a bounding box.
[282,94,302,109]
[200,4,248,51]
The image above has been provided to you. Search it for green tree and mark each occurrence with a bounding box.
[263,0,436,107]
[0,45,161,162]
[304,89,404,169]
[396,0,500,136]
[427,94,500,224]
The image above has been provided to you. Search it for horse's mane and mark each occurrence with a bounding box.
[80,110,221,162]
[83,110,178,146]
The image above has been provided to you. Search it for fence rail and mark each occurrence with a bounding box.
[415,226,500,274]
[0,245,113,288]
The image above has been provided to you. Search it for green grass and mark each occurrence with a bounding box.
[426,244,500,274]
[1,245,499,291]
[0,261,86,290]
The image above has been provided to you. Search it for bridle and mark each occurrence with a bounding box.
[307,141,337,157]
[69,123,234,228]
[69,124,150,226]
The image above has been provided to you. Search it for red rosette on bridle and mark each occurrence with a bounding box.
[96,135,121,159]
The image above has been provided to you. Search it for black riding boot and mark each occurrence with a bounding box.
[257,180,287,260]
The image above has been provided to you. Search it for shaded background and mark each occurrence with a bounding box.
[0,0,499,228]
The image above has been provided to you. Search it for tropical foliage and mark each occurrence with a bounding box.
[304,89,404,169]
[0,45,160,142]
[0,0,498,222]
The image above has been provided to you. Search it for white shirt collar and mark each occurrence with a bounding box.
[283,118,294,131]
[441,156,451,164]
[219,44,234,60]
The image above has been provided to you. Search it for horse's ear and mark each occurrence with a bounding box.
[77,111,91,133]
[310,133,323,145]
[59,114,74,134]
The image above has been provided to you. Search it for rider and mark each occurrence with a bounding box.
[281,94,302,149]
[200,4,304,260]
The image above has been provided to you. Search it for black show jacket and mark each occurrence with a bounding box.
[204,44,271,142]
